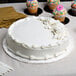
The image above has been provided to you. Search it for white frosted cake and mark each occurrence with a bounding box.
[3,16,72,62]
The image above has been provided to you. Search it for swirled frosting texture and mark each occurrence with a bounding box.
[26,0,38,9]
[53,5,67,16]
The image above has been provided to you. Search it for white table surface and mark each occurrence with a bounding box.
[0,2,76,76]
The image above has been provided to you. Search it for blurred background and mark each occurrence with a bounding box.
[0,0,72,3]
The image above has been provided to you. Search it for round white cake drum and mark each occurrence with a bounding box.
[3,38,73,64]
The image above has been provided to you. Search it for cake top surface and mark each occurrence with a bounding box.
[8,16,69,49]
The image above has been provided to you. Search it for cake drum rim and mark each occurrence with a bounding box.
[2,37,74,64]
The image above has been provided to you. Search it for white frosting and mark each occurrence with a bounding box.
[6,16,70,60]
[9,17,53,47]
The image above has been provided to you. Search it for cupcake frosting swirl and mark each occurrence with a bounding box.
[47,0,60,5]
[53,5,67,15]
[26,0,38,8]
[71,1,76,9]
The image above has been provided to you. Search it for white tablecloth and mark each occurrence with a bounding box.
[0,2,76,76]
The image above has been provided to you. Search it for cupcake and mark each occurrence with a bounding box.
[26,0,38,14]
[53,5,67,22]
[71,1,76,16]
[47,0,60,10]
